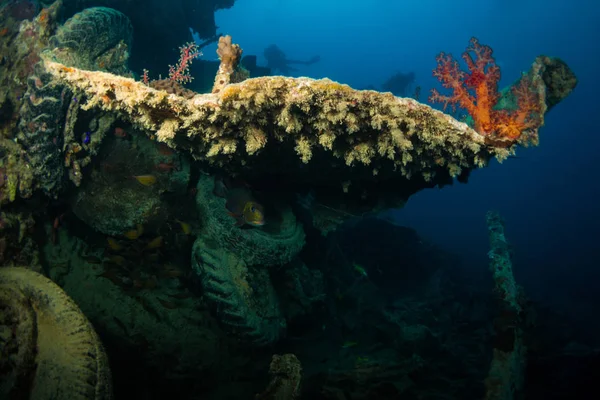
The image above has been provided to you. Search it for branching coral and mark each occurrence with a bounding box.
[429,37,546,145]
[168,42,201,84]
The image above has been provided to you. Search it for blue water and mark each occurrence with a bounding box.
[216,0,600,309]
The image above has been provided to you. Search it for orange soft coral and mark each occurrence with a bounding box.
[429,37,542,142]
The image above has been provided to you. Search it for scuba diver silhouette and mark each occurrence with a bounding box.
[263,44,320,75]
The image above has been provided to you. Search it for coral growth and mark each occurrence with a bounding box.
[41,57,489,186]
[43,227,223,384]
[0,139,33,204]
[70,129,191,236]
[168,42,201,84]
[38,34,576,215]
[429,37,546,145]
[212,35,243,93]
[0,210,38,268]
[40,41,576,210]
[484,211,526,399]
[141,41,201,97]
[191,174,305,345]
[49,7,133,74]
[1,3,132,201]
[256,354,303,400]
[59,0,235,75]
[0,267,113,399]
[0,2,61,200]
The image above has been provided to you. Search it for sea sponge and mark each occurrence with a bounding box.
[0,267,112,399]
[150,79,197,99]
[49,7,133,73]
[256,354,303,399]
[212,35,243,94]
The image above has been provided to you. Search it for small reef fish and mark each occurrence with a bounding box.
[353,263,368,278]
[82,255,103,264]
[213,176,265,227]
[107,237,122,251]
[145,236,163,250]
[133,175,157,186]
[175,219,191,235]
[114,127,127,138]
[341,341,358,349]
[155,162,176,172]
[160,264,183,278]
[124,224,144,240]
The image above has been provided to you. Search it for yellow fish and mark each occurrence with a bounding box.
[175,219,191,235]
[213,176,265,227]
[133,175,157,186]
[106,237,122,251]
[124,224,144,240]
[145,236,163,250]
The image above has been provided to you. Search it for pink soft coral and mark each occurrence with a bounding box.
[429,37,542,142]
[168,42,201,84]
